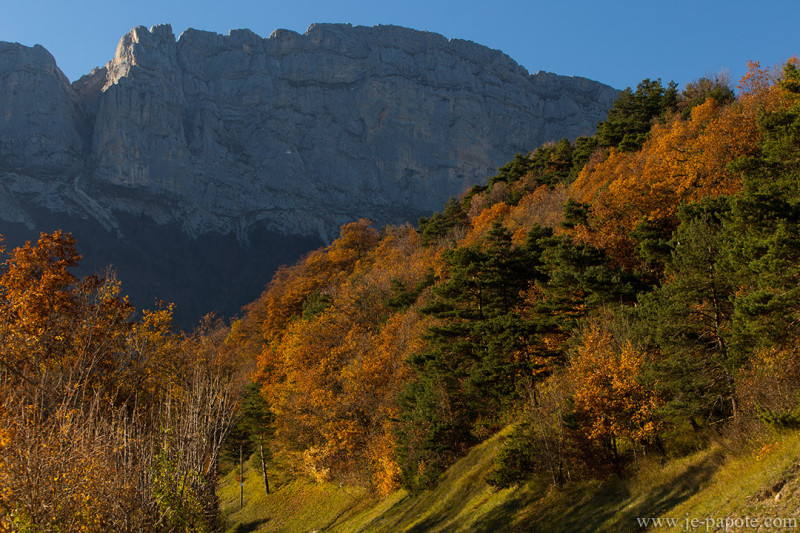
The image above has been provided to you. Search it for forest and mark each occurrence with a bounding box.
[2,58,800,531]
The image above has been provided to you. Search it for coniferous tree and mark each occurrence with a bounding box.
[398,222,541,489]
[418,197,469,246]
[728,63,800,354]
[597,78,679,151]
[640,199,740,427]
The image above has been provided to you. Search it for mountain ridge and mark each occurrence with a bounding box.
[0,23,618,324]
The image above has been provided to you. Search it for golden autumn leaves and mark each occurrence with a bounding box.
[569,60,797,272]
[570,324,661,452]
[235,222,436,495]
[0,231,245,532]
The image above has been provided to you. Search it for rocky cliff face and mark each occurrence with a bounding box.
[0,23,618,325]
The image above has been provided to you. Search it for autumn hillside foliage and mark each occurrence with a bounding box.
[229,58,800,498]
[6,57,800,531]
[0,232,247,531]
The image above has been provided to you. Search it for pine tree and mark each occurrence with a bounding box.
[640,198,740,427]
[397,222,540,489]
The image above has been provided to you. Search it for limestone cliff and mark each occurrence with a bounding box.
[0,23,618,324]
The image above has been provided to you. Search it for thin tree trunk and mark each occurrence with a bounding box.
[239,445,243,511]
[259,436,270,495]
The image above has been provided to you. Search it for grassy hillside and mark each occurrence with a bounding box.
[220,428,800,532]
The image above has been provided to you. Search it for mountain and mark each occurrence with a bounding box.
[0,23,618,326]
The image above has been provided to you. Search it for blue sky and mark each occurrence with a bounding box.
[2,0,797,91]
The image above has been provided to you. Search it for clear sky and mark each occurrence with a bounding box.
[2,0,797,91]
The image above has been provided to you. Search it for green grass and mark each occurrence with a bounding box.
[218,455,375,533]
[219,429,800,532]
[657,432,800,531]
[334,426,533,533]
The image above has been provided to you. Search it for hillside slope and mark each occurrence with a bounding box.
[220,429,800,532]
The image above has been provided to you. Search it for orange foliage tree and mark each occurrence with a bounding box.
[248,223,436,494]
[460,201,511,246]
[567,70,795,269]
[506,184,568,245]
[0,232,243,531]
[232,219,380,366]
[568,323,661,470]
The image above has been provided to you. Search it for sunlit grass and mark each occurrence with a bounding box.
[219,428,800,532]
[658,431,800,531]
[219,454,373,532]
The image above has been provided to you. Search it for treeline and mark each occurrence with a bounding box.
[0,233,246,531]
[229,58,800,495]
